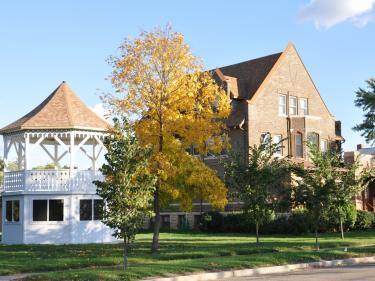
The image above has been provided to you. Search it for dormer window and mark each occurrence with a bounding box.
[300,98,308,115]
[289,96,297,116]
[279,95,286,115]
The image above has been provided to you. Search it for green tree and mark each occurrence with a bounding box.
[353,78,375,143]
[93,117,156,270]
[294,144,368,249]
[106,25,230,252]
[222,140,291,244]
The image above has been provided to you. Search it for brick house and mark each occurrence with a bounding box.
[160,42,343,230]
[344,145,375,212]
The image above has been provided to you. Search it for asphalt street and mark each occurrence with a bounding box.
[218,263,375,281]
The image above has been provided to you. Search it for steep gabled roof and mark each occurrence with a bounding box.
[0,82,110,134]
[214,52,282,100]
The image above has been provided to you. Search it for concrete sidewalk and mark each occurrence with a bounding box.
[0,273,36,281]
[142,256,375,281]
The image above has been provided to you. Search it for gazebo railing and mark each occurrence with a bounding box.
[3,170,103,193]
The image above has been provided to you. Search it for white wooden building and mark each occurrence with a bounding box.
[0,82,118,244]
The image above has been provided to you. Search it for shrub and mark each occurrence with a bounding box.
[288,209,314,234]
[320,204,357,232]
[199,212,224,232]
[223,213,254,233]
[354,210,374,230]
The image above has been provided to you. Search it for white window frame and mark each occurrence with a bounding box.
[300,98,308,116]
[273,135,283,156]
[289,96,297,116]
[278,94,286,115]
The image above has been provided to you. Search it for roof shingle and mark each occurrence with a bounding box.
[214,52,282,100]
[0,82,109,134]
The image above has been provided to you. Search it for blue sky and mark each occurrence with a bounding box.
[1,0,375,158]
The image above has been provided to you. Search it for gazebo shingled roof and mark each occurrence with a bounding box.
[0,81,110,134]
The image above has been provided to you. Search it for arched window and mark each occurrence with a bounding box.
[295,132,303,158]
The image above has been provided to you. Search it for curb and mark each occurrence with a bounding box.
[142,256,375,281]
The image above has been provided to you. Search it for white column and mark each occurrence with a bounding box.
[92,142,96,170]
[70,132,75,174]
[17,140,23,170]
[3,136,9,172]
[24,133,30,171]
[54,143,59,169]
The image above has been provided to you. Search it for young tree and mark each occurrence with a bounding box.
[94,117,156,270]
[293,144,367,249]
[331,157,365,240]
[353,77,375,143]
[223,140,291,244]
[105,25,230,252]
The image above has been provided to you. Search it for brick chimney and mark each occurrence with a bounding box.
[357,144,363,150]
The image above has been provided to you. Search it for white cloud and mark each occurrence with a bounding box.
[300,0,375,28]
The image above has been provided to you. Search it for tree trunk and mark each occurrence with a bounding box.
[123,236,128,271]
[340,215,345,240]
[255,222,260,245]
[315,228,320,251]
[152,183,161,253]
[152,130,163,253]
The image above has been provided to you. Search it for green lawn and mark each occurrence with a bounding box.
[1,231,375,281]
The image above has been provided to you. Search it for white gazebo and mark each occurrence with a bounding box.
[0,82,118,244]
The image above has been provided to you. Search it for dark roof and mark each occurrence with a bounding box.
[214,52,282,100]
[0,82,110,134]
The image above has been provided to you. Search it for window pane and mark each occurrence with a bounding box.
[308,133,319,146]
[289,96,297,115]
[321,140,328,152]
[295,134,303,158]
[6,201,12,222]
[93,200,104,220]
[260,132,270,144]
[13,200,20,222]
[273,135,282,155]
[80,200,92,221]
[33,200,47,221]
[49,200,64,221]
[279,95,286,115]
[300,98,308,115]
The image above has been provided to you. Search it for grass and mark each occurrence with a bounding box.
[1,231,375,280]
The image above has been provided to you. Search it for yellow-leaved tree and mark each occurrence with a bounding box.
[106,25,231,252]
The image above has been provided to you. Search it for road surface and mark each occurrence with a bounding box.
[218,263,375,281]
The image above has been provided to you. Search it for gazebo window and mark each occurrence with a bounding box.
[5,200,20,222]
[49,200,64,221]
[33,199,64,222]
[80,199,104,221]
[93,200,104,220]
